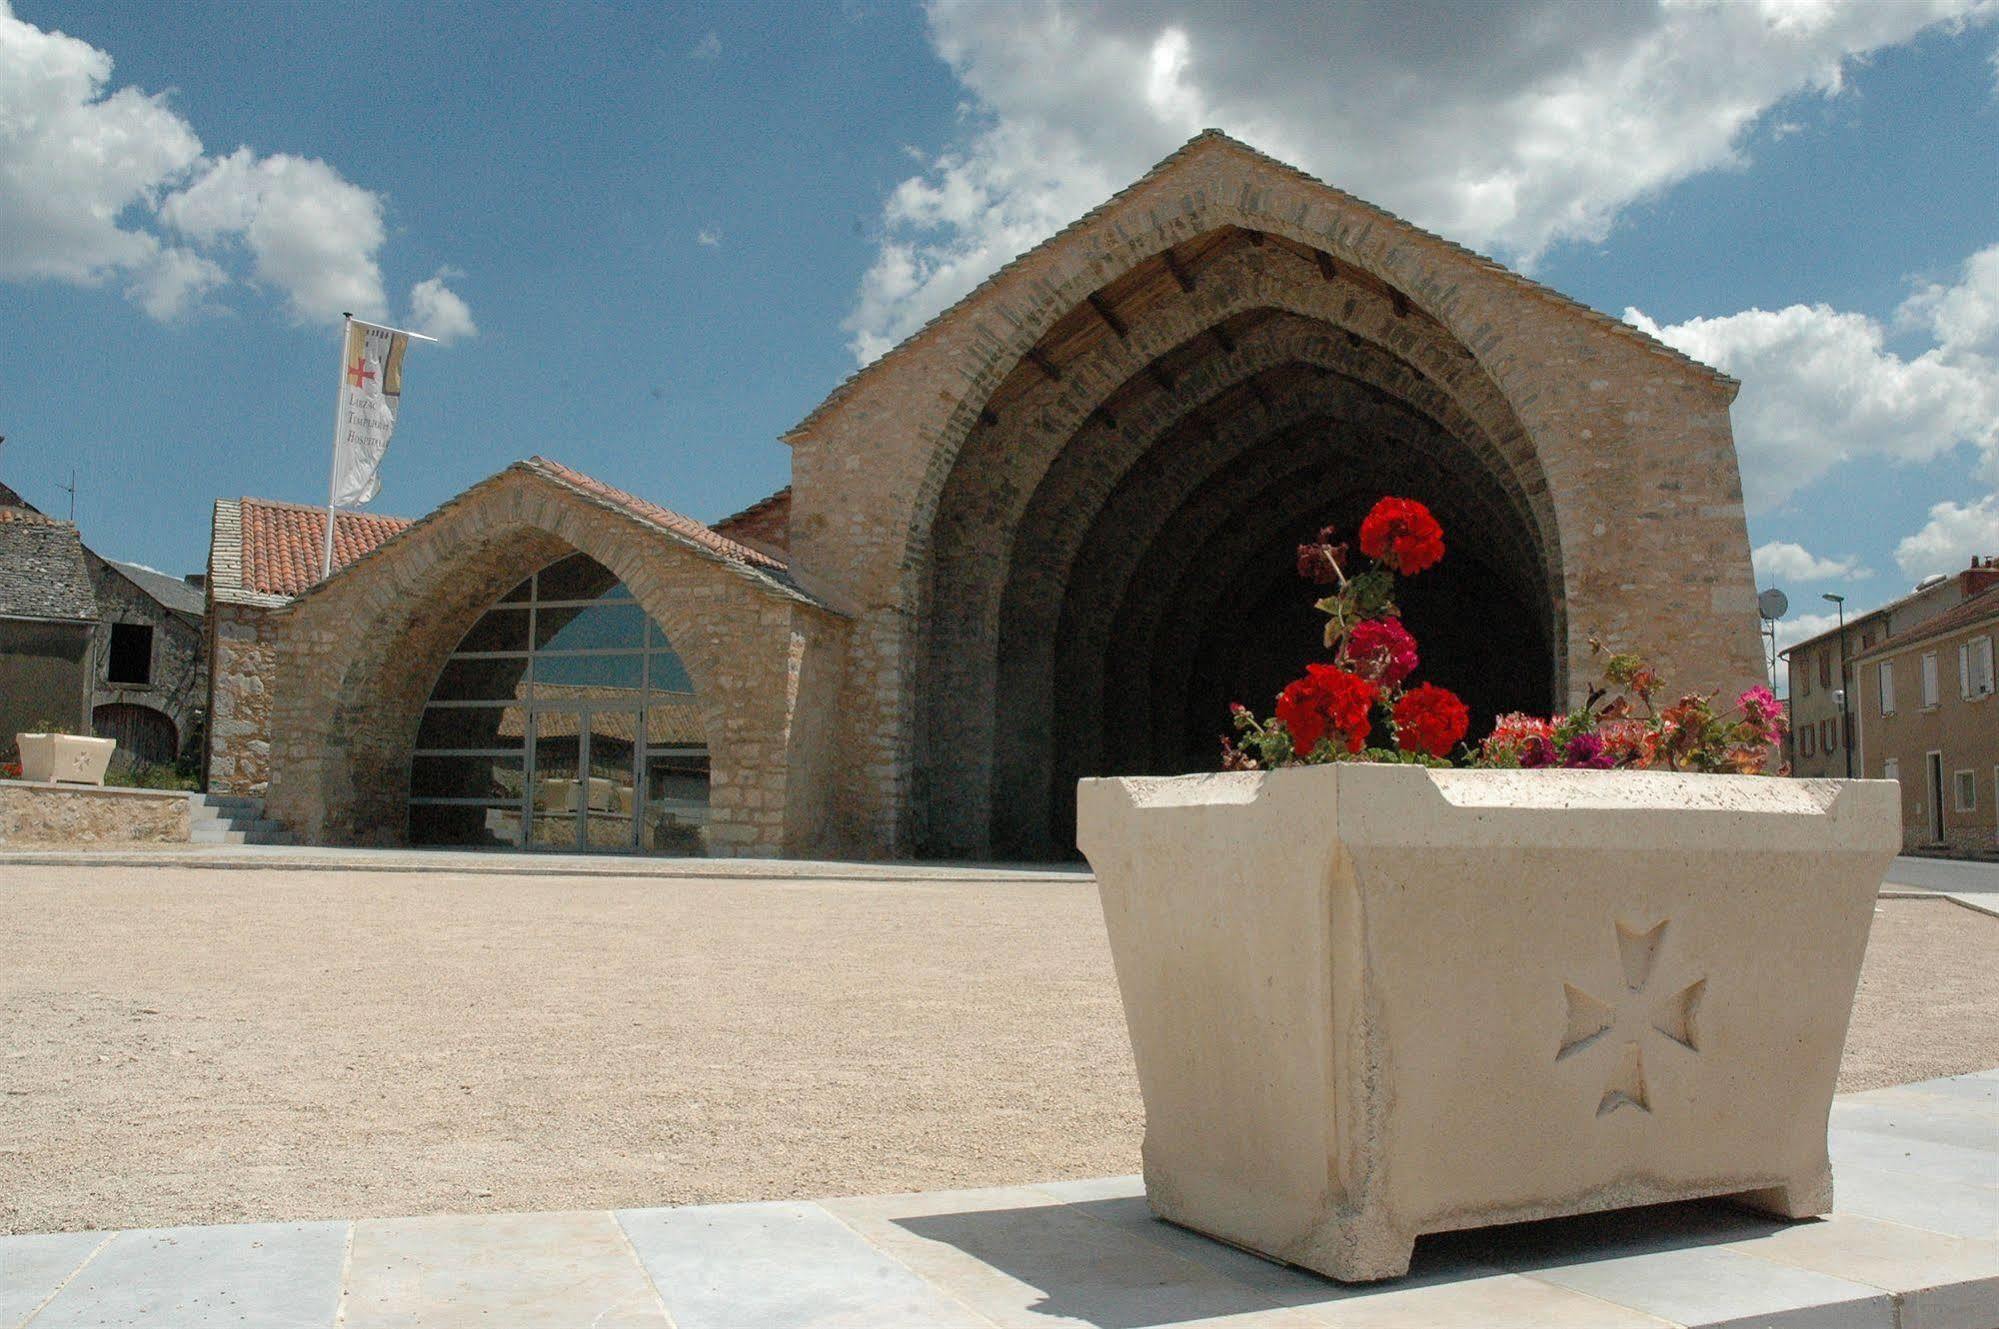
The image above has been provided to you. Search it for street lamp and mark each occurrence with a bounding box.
[1823,593,1852,779]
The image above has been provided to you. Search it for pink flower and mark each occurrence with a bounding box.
[1341,616,1419,686]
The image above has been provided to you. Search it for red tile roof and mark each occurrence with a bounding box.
[712,487,791,556]
[237,498,412,598]
[523,457,785,571]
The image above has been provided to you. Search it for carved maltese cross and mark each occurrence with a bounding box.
[1557,919,1705,1117]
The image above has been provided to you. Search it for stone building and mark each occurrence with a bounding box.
[84,554,208,767]
[1852,578,1999,851]
[220,132,1766,858]
[205,497,409,793]
[0,496,98,757]
[1782,561,1999,778]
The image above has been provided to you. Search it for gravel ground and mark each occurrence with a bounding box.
[0,868,1991,1235]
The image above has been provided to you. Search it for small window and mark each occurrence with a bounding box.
[106,622,153,685]
[1861,630,1875,650]
[1955,770,1977,813]
[1818,648,1831,689]
[1883,757,1900,784]
[1879,661,1896,715]
[1821,718,1835,752]
[1921,652,1940,708]
[1801,725,1816,758]
[1960,636,1994,699]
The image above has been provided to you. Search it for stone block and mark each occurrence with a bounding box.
[1077,763,1900,1281]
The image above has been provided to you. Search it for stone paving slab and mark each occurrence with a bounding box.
[8,1072,1994,1329]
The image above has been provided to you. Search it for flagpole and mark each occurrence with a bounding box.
[323,312,352,579]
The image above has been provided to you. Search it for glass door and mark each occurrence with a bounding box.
[528,715,581,850]
[582,706,640,851]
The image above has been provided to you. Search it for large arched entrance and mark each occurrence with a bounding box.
[914,229,1559,858]
[407,551,710,853]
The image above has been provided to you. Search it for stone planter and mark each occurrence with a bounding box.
[1076,764,1899,1282]
[15,733,116,786]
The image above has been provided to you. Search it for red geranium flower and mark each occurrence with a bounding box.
[1358,497,1445,576]
[1392,683,1470,758]
[1341,615,1419,686]
[1276,663,1378,757]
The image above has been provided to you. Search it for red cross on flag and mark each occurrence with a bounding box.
[329,318,410,508]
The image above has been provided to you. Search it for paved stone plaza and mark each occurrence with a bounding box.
[4,1072,1994,1329]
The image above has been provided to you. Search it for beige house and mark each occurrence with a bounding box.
[1853,583,1999,852]
[1782,563,1999,778]
[208,132,1769,859]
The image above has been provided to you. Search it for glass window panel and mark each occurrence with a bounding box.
[454,607,529,654]
[416,705,526,750]
[642,752,709,855]
[430,655,529,703]
[534,651,643,694]
[536,553,628,603]
[410,802,522,848]
[411,755,523,800]
[648,648,694,695]
[498,575,532,603]
[536,601,645,651]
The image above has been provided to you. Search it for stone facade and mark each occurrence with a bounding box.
[783,132,1764,858]
[0,779,190,843]
[233,132,1765,861]
[85,555,207,767]
[207,600,281,793]
[260,462,846,857]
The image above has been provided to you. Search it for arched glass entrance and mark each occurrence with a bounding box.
[407,552,709,853]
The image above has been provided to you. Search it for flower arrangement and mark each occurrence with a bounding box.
[1473,642,1789,774]
[1224,497,1470,768]
[1223,497,1788,774]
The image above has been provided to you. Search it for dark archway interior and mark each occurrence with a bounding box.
[917,226,1562,860]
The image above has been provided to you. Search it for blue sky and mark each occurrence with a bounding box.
[2,1,1995,665]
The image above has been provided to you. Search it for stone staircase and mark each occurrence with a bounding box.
[187,792,294,845]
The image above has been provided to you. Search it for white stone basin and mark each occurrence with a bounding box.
[1076,763,1901,1282]
[16,733,116,786]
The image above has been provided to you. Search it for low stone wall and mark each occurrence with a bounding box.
[0,780,190,844]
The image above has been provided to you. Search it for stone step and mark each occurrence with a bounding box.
[188,825,293,846]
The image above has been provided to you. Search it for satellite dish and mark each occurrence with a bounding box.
[1758,588,1789,620]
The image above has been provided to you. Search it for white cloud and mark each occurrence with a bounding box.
[697,227,721,248]
[1752,541,1871,584]
[1773,609,1842,657]
[690,31,721,60]
[844,0,1991,362]
[1896,494,1999,579]
[161,148,388,322]
[126,246,228,320]
[1628,242,1999,512]
[0,3,199,282]
[0,3,449,327]
[409,271,477,345]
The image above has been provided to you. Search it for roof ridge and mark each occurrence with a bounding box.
[714,485,792,531]
[1853,583,1999,659]
[783,128,1735,442]
[238,494,416,524]
[521,456,787,573]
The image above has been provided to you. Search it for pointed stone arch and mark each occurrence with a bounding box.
[263,461,846,856]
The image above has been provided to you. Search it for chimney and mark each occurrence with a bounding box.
[1963,559,1999,597]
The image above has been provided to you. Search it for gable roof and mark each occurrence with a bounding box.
[712,486,791,556]
[784,129,1736,444]
[285,457,832,614]
[1853,586,1999,662]
[209,497,413,607]
[0,514,98,622]
[106,559,205,617]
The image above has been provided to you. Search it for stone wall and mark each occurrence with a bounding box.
[783,134,1765,857]
[261,468,847,857]
[207,601,280,794]
[86,556,206,766]
[0,780,190,843]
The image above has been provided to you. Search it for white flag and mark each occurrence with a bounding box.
[330,320,409,507]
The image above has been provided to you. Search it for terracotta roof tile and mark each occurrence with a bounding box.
[712,487,791,556]
[237,498,412,598]
[523,457,785,572]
